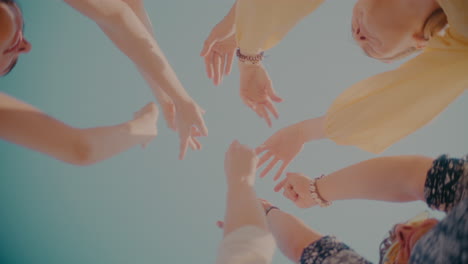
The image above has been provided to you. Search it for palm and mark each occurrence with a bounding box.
[256,125,305,180]
[239,64,282,127]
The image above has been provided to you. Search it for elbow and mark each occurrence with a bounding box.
[66,134,96,166]
[280,239,310,263]
[292,245,306,263]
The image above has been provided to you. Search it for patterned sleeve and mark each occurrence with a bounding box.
[300,236,373,264]
[424,154,468,213]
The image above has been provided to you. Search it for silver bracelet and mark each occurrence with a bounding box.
[309,175,332,208]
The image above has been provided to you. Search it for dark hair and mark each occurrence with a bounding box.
[1,0,20,77]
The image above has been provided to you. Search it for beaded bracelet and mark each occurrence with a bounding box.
[309,175,332,208]
[236,49,264,65]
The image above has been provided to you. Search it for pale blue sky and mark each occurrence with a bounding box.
[0,0,467,263]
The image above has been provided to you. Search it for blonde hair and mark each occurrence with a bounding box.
[383,8,448,61]
[379,215,439,264]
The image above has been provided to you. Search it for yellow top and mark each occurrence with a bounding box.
[235,0,467,153]
[235,0,325,54]
[326,0,468,153]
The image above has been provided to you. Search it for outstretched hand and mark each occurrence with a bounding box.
[224,140,258,187]
[174,99,208,160]
[200,16,236,86]
[255,124,305,181]
[239,62,283,127]
[131,102,159,148]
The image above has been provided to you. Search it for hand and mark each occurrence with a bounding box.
[174,99,208,160]
[130,102,159,148]
[239,62,283,127]
[224,140,258,187]
[201,34,237,86]
[216,199,274,230]
[256,123,306,180]
[200,17,236,86]
[154,89,176,131]
[274,172,317,209]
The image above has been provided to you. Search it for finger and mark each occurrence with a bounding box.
[255,144,268,155]
[179,133,190,160]
[188,138,197,150]
[273,161,289,181]
[204,54,214,80]
[200,36,216,57]
[257,151,273,168]
[166,105,177,131]
[225,49,235,75]
[260,157,279,178]
[282,188,298,202]
[258,106,272,128]
[274,176,289,192]
[219,54,226,84]
[213,53,222,86]
[192,136,202,150]
[195,115,209,137]
[265,100,279,120]
[267,85,283,103]
[190,126,203,137]
[253,105,264,119]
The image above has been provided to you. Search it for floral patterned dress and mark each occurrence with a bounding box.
[299,155,468,264]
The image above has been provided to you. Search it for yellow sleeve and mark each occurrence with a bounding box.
[235,0,325,54]
[325,49,468,154]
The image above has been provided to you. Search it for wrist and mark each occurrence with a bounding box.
[298,116,326,143]
[227,173,256,189]
[265,206,279,216]
[309,175,332,207]
[237,49,264,65]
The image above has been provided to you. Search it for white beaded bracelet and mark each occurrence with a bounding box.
[309,175,332,208]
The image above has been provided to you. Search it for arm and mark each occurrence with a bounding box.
[266,208,322,262]
[222,140,267,236]
[263,204,371,264]
[64,0,208,160]
[116,0,176,130]
[318,156,433,203]
[276,155,434,210]
[0,93,157,166]
[63,0,190,103]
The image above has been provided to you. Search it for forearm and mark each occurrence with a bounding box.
[79,121,151,165]
[266,209,322,263]
[0,93,145,165]
[223,182,267,237]
[64,0,191,103]
[296,116,327,142]
[319,156,433,203]
[118,0,170,102]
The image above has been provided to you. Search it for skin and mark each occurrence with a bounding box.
[1,0,208,161]
[352,0,441,60]
[0,1,31,75]
[222,140,268,236]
